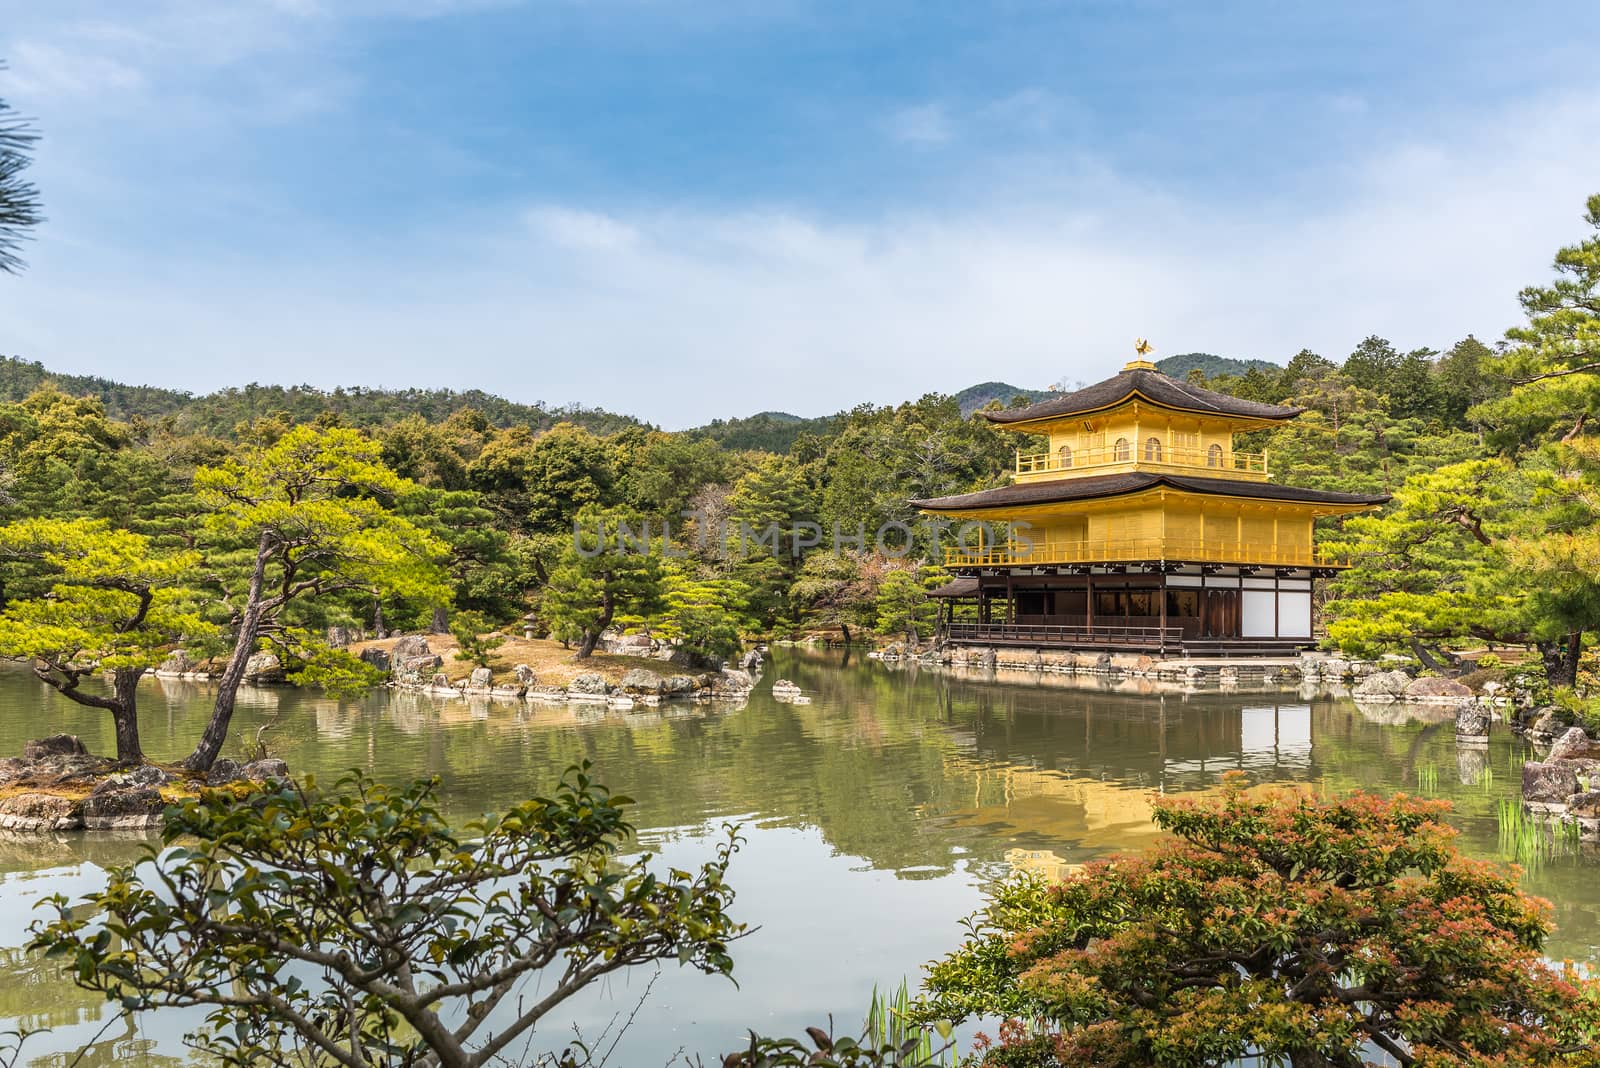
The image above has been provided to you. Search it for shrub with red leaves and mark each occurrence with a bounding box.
[920,773,1600,1067]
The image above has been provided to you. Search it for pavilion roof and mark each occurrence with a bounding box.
[910,472,1389,512]
[926,576,980,598]
[981,366,1302,425]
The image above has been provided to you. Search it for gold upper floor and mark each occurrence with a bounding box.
[1005,399,1271,484]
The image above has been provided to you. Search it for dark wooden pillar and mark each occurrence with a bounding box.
[1085,574,1094,634]
[1005,571,1014,625]
[1158,573,1169,652]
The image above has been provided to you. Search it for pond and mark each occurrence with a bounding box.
[0,649,1594,1066]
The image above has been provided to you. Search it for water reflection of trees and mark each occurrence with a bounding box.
[2,655,1597,974]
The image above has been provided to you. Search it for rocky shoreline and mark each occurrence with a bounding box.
[1519,714,1600,841]
[0,734,289,833]
[153,635,770,708]
[867,643,1509,702]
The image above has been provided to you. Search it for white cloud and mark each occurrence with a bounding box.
[886,103,953,145]
[2,40,145,97]
[1,5,1597,430]
[525,206,640,252]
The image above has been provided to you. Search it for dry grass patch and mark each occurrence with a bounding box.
[348,633,675,688]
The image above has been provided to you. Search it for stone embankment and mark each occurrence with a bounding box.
[381,639,764,709]
[156,634,769,708]
[864,643,1484,691]
[0,734,289,833]
[1519,712,1600,841]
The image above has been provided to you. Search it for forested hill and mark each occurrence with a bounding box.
[0,355,192,421]
[1154,352,1280,379]
[0,350,1264,446]
[0,355,647,437]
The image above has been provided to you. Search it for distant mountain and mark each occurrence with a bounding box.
[0,355,645,438]
[690,410,839,453]
[0,356,193,421]
[1154,352,1280,380]
[951,381,1050,417]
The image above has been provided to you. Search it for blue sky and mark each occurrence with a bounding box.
[1,1,1597,427]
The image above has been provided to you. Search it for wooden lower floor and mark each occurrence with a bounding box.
[932,564,1325,655]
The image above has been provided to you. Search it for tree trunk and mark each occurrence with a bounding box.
[839,622,851,647]
[372,598,386,638]
[574,592,615,660]
[1539,632,1584,689]
[1409,640,1449,674]
[429,605,449,634]
[185,536,271,772]
[109,667,143,765]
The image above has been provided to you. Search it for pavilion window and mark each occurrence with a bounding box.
[1113,437,1130,461]
[1208,443,1223,467]
[1057,444,1073,468]
[1144,437,1163,461]
[1015,590,1048,617]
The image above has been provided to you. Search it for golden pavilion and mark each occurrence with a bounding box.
[912,353,1388,654]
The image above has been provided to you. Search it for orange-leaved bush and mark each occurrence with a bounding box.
[921,773,1600,1068]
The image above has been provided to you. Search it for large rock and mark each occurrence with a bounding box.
[1352,669,1412,701]
[1455,700,1492,738]
[1548,727,1596,762]
[468,667,494,690]
[714,668,754,694]
[240,758,290,783]
[513,664,536,686]
[23,735,87,761]
[82,787,167,829]
[206,758,242,785]
[1526,706,1564,741]
[0,757,28,786]
[1405,676,1473,702]
[390,635,432,660]
[0,792,83,831]
[619,668,664,694]
[569,673,609,695]
[401,653,443,675]
[92,765,173,793]
[359,647,391,672]
[1523,761,1580,805]
[157,649,196,676]
[662,674,698,696]
[606,633,653,656]
[326,625,353,649]
[244,652,283,683]
[1568,792,1600,819]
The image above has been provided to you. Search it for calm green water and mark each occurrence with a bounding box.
[0,650,1592,1065]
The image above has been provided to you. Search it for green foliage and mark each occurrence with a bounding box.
[652,565,748,663]
[30,767,744,1068]
[449,609,505,667]
[195,423,453,618]
[0,81,42,275]
[184,424,452,768]
[725,1026,950,1067]
[789,550,877,642]
[0,517,209,671]
[540,506,665,658]
[1477,193,1600,444]
[1323,459,1525,660]
[280,633,388,699]
[0,517,216,761]
[874,567,941,640]
[920,775,1600,1067]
